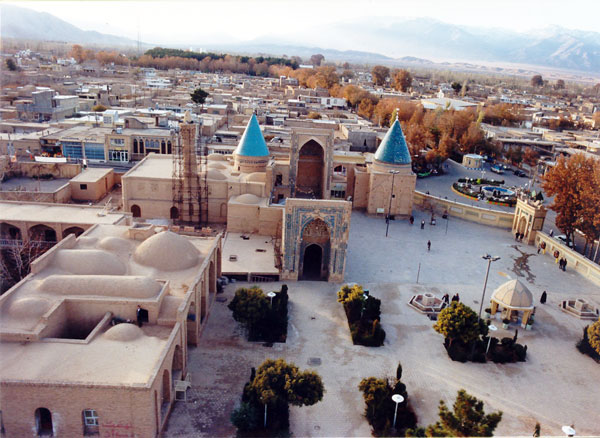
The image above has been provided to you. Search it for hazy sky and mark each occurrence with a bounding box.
[10,0,600,47]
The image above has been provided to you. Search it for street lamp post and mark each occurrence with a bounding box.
[485,324,498,354]
[267,291,276,307]
[478,255,501,320]
[386,170,400,237]
[391,394,405,428]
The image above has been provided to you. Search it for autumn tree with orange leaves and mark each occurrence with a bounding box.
[543,154,600,254]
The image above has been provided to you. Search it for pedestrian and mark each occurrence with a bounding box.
[442,293,449,304]
[515,231,519,241]
[558,258,563,270]
[541,241,546,254]
[421,220,425,230]
[537,243,541,254]
[136,305,143,328]
[427,240,431,251]
[455,293,460,302]
[549,229,554,237]
[451,294,458,302]
[562,258,568,271]
[409,215,414,225]
[540,291,547,304]
[554,250,559,263]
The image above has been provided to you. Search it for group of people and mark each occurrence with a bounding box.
[441,293,460,304]
[514,231,526,242]
[537,241,547,254]
[558,257,568,271]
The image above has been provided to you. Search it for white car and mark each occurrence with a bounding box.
[554,234,575,249]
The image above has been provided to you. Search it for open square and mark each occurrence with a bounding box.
[166,211,600,437]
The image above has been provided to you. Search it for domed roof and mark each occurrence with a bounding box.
[234,114,269,157]
[491,279,533,309]
[99,236,133,252]
[234,193,261,204]
[374,118,411,165]
[206,169,227,180]
[54,249,126,275]
[104,323,144,342]
[207,153,226,161]
[244,172,265,183]
[40,275,162,298]
[207,162,227,170]
[134,231,200,271]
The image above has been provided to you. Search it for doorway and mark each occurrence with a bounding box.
[302,244,323,280]
[35,408,53,436]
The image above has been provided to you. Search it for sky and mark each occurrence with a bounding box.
[9,0,600,48]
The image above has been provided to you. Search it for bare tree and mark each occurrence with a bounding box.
[0,239,50,294]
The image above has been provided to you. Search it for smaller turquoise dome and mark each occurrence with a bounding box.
[234,114,269,157]
[374,118,411,165]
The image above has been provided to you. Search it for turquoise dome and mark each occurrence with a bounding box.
[234,114,269,157]
[374,118,411,165]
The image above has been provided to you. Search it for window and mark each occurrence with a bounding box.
[275,174,283,186]
[80,184,88,190]
[62,141,83,159]
[82,409,99,435]
[84,144,105,161]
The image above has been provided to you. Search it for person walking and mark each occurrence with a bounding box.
[136,305,143,328]
[409,215,414,225]
[540,291,547,304]
[537,244,541,254]
[420,220,425,230]
[427,240,431,251]
[515,231,519,241]
[562,258,568,271]
[549,229,554,237]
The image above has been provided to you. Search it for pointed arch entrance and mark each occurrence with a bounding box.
[297,140,324,199]
[300,218,330,280]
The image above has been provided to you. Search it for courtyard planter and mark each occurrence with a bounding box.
[502,319,510,329]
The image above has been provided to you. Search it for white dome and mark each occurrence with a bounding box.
[104,323,144,342]
[244,172,265,183]
[54,249,126,275]
[208,162,228,170]
[134,231,200,271]
[40,275,162,298]
[491,279,533,309]
[234,193,261,204]
[5,296,51,319]
[206,169,227,181]
[207,153,226,161]
[98,236,133,252]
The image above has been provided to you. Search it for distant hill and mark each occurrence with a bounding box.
[0,4,139,48]
[2,4,599,74]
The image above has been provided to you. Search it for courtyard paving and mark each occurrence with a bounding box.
[165,211,600,437]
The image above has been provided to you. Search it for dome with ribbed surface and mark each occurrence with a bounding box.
[491,279,533,309]
[374,118,411,165]
[234,114,269,157]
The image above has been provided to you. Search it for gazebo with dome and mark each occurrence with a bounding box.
[489,279,535,327]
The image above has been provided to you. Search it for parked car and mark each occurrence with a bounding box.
[490,164,504,174]
[514,169,527,177]
[554,234,575,249]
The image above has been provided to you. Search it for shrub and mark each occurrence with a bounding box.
[230,402,260,431]
[588,320,600,355]
[577,323,600,363]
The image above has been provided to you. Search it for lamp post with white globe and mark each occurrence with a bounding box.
[391,394,404,428]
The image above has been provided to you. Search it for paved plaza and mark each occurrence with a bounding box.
[165,211,600,437]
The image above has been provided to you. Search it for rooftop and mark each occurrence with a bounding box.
[0,201,127,225]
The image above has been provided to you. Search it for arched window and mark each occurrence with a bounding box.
[131,205,141,218]
[139,139,144,154]
[161,141,166,154]
[133,139,138,154]
[167,141,172,154]
[35,408,53,436]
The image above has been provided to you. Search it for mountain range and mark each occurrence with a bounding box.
[2,4,599,74]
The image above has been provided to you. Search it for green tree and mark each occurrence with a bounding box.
[555,79,565,90]
[371,65,390,86]
[587,320,600,355]
[190,87,209,105]
[425,389,502,437]
[249,358,324,423]
[451,81,462,94]
[433,302,487,346]
[310,54,325,66]
[228,286,269,332]
[6,58,18,71]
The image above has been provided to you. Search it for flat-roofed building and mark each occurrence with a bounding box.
[0,223,222,437]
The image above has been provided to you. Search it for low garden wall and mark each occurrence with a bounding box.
[535,232,600,287]
[414,190,514,229]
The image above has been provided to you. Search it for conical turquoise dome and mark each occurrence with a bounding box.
[374,118,411,165]
[234,114,269,157]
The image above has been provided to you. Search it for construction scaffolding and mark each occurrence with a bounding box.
[172,118,207,227]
